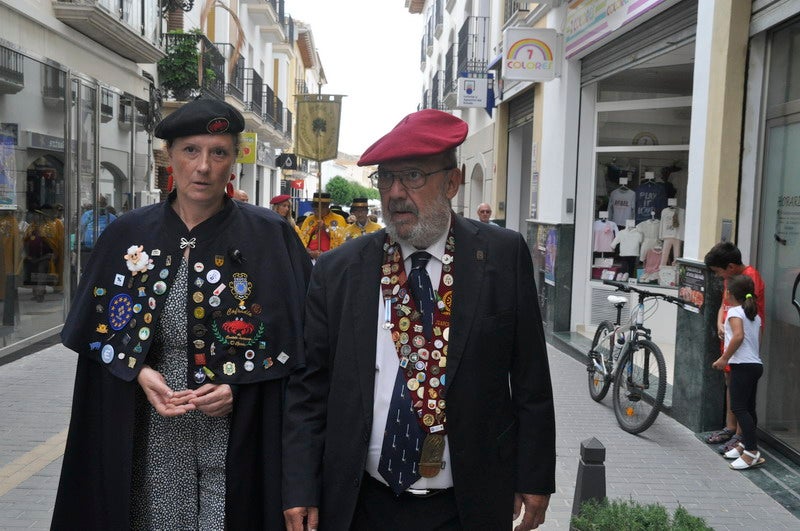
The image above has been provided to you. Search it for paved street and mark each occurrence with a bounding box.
[0,342,797,529]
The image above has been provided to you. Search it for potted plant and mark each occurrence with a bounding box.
[158,29,216,101]
[571,498,712,530]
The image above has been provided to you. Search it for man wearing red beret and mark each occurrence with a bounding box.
[284,109,556,530]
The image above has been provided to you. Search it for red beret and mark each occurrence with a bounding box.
[269,194,291,204]
[357,109,468,166]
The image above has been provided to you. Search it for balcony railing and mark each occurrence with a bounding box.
[101,88,114,122]
[431,70,443,110]
[41,65,67,100]
[285,108,292,138]
[296,79,308,95]
[444,44,456,97]
[215,43,245,102]
[504,1,532,24]
[244,68,263,114]
[458,16,489,75]
[160,32,225,100]
[264,84,276,125]
[0,46,24,94]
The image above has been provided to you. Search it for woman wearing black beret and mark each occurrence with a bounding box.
[52,98,312,529]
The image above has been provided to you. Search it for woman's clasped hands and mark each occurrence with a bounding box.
[137,365,233,417]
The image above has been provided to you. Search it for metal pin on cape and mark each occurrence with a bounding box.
[476,250,485,261]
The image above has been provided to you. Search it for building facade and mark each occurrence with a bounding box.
[0,0,322,359]
[0,0,160,357]
[408,0,800,462]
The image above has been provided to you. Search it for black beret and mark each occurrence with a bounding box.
[154,97,245,140]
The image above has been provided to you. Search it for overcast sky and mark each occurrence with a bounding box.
[286,1,423,156]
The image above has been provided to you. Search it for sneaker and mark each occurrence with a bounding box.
[718,434,742,454]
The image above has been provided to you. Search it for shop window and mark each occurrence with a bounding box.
[590,46,693,288]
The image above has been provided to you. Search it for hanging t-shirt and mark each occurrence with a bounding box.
[659,207,685,240]
[636,219,661,261]
[592,219,618,253]
[611,228,643,257]
[635,180,668,223]
[608,187,636,227]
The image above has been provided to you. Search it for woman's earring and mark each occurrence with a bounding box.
[226,173,236,198]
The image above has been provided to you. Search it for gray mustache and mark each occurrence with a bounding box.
[387,201,418,215]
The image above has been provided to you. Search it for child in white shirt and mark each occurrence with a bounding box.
[712,274,764,469]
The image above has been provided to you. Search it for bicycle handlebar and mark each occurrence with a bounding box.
[602,279,687,306]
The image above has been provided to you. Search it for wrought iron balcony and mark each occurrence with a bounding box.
[160,32,225,101]
[295,79,308,95]
[504,1,532,24]
[244,68,263,114]
[263,84,276,125]
[458,16,489,76]
[245,0,290,43]
[285,108,293,139]
[52,0,163,63]
[0,46,24,94]
[216,43,245,102]
[101,88,114,123]
[41,65,67,104]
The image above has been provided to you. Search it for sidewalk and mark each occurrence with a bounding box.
[0,343,797,529]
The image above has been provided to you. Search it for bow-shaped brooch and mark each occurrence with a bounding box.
[179,237,196,249]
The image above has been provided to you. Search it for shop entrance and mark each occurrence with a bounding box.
[757,111,800,457]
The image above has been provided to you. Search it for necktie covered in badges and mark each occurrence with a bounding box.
[407,251,434,339]
[378,367,425,494]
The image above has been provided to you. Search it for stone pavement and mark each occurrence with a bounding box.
[0,342,798,529]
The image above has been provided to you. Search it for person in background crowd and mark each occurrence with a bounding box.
[342,197,382,240]
[703,242,765,455]
[52,97,312,530]
[284,109,556,531]
[234,189,249,203]
[477,203,498,226]
[297,192,346,260]
[270,193,300,235]
[80,195,116,252]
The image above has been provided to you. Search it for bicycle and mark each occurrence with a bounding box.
[586,279,686,434]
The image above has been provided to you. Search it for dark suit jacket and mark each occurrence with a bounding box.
[284,214,556,530]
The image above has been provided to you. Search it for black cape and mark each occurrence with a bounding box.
[52,195,312,530]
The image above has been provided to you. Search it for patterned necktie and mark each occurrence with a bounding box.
[407,251,434,339]
[378,369,425,494]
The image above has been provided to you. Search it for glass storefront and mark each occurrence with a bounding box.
[755,19,800,456]
[0,44,152,354]
[574,40,696,407]
[590,44,694,287]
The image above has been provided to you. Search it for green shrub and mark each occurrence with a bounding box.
[571,499,712,531]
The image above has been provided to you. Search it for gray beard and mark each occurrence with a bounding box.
[385,196,451,249]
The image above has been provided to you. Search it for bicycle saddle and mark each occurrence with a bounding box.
[607,295,628,305]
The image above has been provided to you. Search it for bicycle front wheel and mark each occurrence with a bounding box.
[612,338,667,434]
[587,320,615,402]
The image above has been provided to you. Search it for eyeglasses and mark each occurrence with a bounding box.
[369,167,454,191]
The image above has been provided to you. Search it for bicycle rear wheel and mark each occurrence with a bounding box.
[612,338,667,434]
[587,320,615,402]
